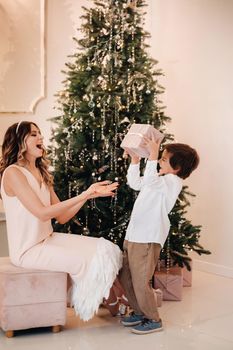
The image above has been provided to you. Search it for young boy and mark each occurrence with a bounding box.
[119,137,199,334]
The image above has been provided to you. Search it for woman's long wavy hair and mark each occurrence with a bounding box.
[0,121,53,187]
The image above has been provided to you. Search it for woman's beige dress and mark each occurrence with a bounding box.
[1,165,122,321]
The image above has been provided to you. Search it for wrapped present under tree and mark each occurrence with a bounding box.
[182,260,193,287]
[154,267,183,301]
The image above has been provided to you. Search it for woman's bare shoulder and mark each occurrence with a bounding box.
[4,164,22,175]
[4,165,27,183]
[2,166,26,196]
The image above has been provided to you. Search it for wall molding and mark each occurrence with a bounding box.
[0,0,45,114]
[193,258,233,279]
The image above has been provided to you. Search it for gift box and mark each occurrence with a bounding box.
[120,124,164,158]
[183,260,193,287]
[153,267,183,301]
[153,288,163,307]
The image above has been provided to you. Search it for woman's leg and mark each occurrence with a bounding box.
[20,233,122,321]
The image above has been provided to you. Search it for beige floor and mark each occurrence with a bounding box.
[1,269,233,350]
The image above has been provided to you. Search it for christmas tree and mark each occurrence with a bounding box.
[49,0,210,270]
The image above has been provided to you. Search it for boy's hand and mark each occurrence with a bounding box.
[144,136,161,160]
[123,150,140,164]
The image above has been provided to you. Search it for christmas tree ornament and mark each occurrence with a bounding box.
[119,117,130,125]
[68,182,72,199]
[83,227,90,235]
[88,100,95,108]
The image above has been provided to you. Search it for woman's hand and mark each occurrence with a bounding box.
[86,180,119,199]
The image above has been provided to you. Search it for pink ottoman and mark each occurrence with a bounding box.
[0,257,67,337]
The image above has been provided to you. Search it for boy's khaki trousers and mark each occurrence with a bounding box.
[119,240,161,321]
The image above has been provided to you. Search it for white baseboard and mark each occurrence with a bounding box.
[193,259,233,279]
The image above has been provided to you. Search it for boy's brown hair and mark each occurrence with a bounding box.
[164,143,199,179]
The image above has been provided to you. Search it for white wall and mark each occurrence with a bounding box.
[148,0,233,277]
[0,0,233,276]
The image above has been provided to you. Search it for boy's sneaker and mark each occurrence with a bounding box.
[131,318,163,334]
[121,312,144,326]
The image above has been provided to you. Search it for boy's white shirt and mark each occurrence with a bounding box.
[125,160,182,246]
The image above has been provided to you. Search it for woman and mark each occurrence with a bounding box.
[0,121,122,321]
